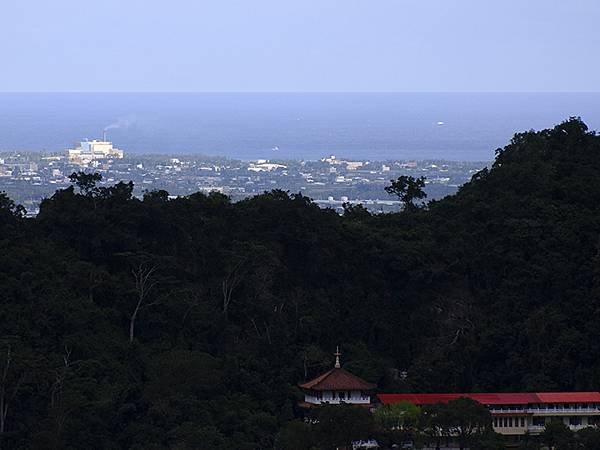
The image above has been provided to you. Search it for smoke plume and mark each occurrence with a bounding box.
[104,116,136,132]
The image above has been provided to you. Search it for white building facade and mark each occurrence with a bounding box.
[68,140,124,164]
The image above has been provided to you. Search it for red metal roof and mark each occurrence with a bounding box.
[536,392,600,403]
[299,368,377,391]
[466,393,539,405]
[378,392,600,406]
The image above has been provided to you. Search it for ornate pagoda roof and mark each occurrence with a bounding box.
[299,367,377,391]
[298,347,377,391]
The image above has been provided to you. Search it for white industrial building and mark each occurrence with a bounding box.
[67,139,124,164]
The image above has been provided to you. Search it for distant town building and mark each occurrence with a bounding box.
[378,392,600,439]
[298,348,377,409]
[247,161,287,172]
[67,139,124,164]
[400,161,418,168]
[345,161,364,171]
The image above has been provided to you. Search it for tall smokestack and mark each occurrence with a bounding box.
[103,129,107,141]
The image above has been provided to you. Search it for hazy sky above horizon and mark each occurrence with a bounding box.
[1,0,599,92]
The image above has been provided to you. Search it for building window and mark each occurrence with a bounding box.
[338,391,345,400]
[521,417,525,427]
[533,417,546,427]
[570,417,582,426]
[493,418,498,427]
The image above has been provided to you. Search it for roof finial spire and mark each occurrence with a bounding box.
[334,346,341,368]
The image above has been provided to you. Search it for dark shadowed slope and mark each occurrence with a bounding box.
[1,118,600,448]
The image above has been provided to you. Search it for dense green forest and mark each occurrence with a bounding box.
[2,118,600,448]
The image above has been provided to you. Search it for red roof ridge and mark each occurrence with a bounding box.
[378,391,600,406]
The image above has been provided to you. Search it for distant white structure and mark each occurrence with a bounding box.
[322,156,365,171]
[247,161,287,172]
[67,138,124,165]
[345,161,364,171]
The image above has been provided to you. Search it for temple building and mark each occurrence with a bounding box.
[298,348,377,408]
[378,392,600,438]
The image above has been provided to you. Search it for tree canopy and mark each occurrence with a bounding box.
[384,175,427,209]
[1,118,600,447]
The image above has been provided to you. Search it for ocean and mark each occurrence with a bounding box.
[1,92,599,161]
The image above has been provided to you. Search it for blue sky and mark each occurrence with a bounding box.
[1,0,599,92]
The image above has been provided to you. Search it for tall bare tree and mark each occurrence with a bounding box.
[130,263,159,343]
[49,345,79,443]
[221,259,246,317]
[0,345,25,450]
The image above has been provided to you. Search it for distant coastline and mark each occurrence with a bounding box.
[1,92,599,161]
[0,151,487,215]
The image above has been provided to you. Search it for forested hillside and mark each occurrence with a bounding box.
[1,118,600,448]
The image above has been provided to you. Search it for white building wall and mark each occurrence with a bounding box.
[67,140,124,163]
[492,409,600,436]
[304,390,371,405]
